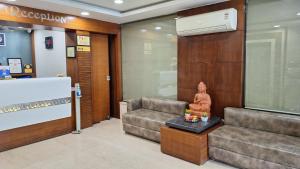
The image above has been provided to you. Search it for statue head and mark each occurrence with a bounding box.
[197,82,207,93]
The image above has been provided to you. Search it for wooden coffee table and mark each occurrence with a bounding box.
[160,122,221,165]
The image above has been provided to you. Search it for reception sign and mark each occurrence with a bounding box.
[0,3,119,34]
[0,4,68,24]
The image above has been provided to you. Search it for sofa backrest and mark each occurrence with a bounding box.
[142,97,187,116]
[224,107,300,137]
[126,98,142,112]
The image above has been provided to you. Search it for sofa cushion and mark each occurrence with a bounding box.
[123,123,160,142]
[122,109,179,132]
[209,147,297,169]
[209,125,300,168]
[141,97,187,115]
[224,107,300,137]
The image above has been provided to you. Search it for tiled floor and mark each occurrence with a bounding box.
[0,118,235,169]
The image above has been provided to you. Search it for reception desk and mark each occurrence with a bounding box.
[0,77,71,132]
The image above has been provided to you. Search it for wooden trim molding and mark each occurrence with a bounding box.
[30,31,36,77]
[0,117,72,152]
[110,32,123,118]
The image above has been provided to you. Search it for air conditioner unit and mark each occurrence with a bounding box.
[176,8,237,36]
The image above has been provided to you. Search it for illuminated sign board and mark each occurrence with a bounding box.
[0,4,69,24]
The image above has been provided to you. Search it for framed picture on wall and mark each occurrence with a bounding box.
[0,33,6,46]
[77,35,90,46]
[66,46,76,58]
[45,36,53,49]
[7,58,23,74]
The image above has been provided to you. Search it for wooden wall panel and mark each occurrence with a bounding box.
[91,34,110,122]
[65,31,122,128]
[75,31,94,128]
[66,31,78,129]
[0,118,72,152]
[30,32,37,77]
[177,0,245,118]
[77,49,93,128]
[109,33,122,118]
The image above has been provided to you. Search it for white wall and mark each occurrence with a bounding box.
[34,30,66,77]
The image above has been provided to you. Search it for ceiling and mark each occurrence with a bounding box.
[74,0,172,12]
[0,0,227,24]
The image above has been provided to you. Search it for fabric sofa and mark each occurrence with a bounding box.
[209,107,300,169]
[122,97,187,142]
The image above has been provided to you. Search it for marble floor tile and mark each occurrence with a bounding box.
[0,118,236,169]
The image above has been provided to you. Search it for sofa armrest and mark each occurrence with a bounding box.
[126,98,142,112]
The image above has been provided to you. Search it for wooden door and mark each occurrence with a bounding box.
[91,34,110,123]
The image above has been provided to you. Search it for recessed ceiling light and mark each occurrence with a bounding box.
[81,11,90,16]
[17,26,24,29]
[7,0,16,2]
[140,29,147,33]
[114,0,124,4]
[273,25,280,28]
[297,12,300,16]
[155,26,162,30]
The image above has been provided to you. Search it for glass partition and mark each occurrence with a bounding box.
[246,0,300,114]
[0,26,66,78]
[0,29,32,66]
[122,15,177,100]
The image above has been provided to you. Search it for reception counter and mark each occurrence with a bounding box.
[0,77,71,132]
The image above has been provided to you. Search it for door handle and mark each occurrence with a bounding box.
[107,76,111,81]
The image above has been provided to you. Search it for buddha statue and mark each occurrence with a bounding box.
[189,82,211,117]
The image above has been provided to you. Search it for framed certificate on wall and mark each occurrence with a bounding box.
[66,46,76,58]
[77,35,90,46]
[0,33,6,46]
[7,58,23,74]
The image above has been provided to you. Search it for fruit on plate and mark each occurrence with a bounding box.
[192,115,198,122]
[185,113,191,120]
[185,114,199,122]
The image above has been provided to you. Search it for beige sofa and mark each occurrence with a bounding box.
[209,107,300,169]
[122,97,188,142]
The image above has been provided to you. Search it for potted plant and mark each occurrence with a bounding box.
[201,112,209,122]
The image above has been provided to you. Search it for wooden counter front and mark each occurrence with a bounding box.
[160,124,221,165]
